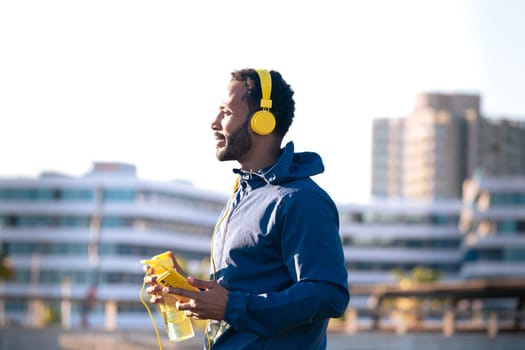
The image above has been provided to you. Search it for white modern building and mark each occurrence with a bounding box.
[338,198,463,315]
[459,174,525,280]
[2,162,524,331]
[0,162,227,329]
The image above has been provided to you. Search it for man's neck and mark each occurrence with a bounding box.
[239,142,281,172]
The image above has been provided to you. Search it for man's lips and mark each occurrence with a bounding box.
[214,133,225,148]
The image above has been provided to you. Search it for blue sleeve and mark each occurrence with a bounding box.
[224,185,349,336]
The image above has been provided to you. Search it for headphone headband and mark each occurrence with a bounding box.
[257,69,273,109]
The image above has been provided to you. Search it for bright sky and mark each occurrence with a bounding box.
[1,0,524,202]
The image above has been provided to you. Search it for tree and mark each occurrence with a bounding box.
[0,252,13,280]
[389,266,442,328]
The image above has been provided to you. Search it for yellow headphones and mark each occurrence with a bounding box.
[250,69,276,135]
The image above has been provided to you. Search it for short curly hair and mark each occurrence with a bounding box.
[230,68,295,138]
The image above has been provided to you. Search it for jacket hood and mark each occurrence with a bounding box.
[233,141,325,185]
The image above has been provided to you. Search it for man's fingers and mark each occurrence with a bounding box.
[188,276,215,289]
[146,285,162,294]
[148,294,163,304]
[144,275,157,284]
[164,286,200,300]
[166,252,185,274]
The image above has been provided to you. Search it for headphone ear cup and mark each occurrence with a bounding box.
[250,110,276,135]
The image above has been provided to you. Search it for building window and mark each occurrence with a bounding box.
[104,189,135,202]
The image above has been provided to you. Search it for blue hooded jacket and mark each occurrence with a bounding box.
[208,141,350,349]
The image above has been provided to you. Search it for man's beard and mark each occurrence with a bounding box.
[216,119,252,162]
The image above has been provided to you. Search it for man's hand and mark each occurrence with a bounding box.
[144,274,164,304]
[143,251,187,304]
[166,276,229,321]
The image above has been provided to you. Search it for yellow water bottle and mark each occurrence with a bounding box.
[159,293,195,342]
[140,251,195,343]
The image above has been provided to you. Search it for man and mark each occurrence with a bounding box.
[148,68,349,349]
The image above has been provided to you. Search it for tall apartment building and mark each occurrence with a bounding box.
[371,92,525,200]
[465,114,525,178]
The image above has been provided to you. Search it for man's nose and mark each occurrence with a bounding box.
[211,113,222,130]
